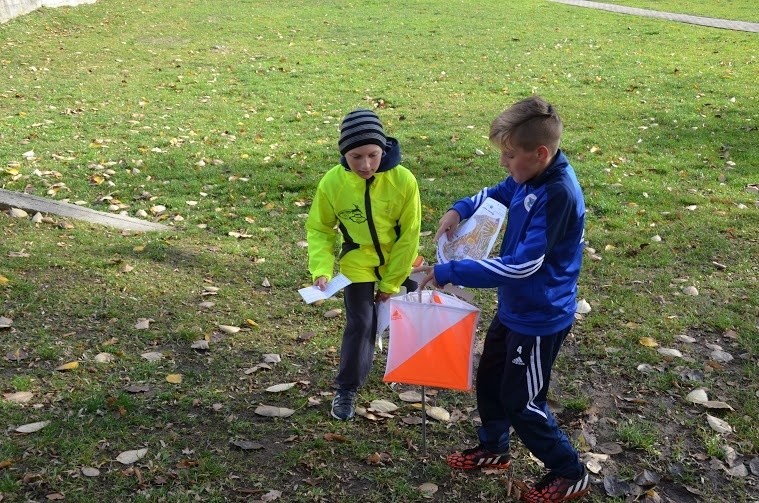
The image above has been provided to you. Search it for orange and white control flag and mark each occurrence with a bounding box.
[383,291,480,391]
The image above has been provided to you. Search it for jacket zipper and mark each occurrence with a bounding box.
[365,177,384,280]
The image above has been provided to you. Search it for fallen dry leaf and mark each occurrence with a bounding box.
[706,414,732,434]
[634,469,661,486]
[116,448,148,465]
[15,420,51,433]
[576,299,591,314]
[134,318,151,330]
[369,400,398,413]
[141,351,163,362]
[702,400,734,411]
[398,390,424,403]
[658,348,683,358]
[191,340,209,350]
[266,382,296,393]
[166,374,183,384]
[81,467,100,477]
[639,337,659,348]
[6,349,29,361]
[9,207,28,218]
[418,482,438,497]
[355,406,379,421]
[682,286,699,296]
[402,416,424,425]
[260,490,282,502]
[324,432,349,442]
[365,452,392,466]
[0,316,12,328]
[585,456,603,474]
[55,361,79,371]
[231,439,264,451]
[686,388,709,404]
[94,352,116,363]
[3,391,33,404]
[254,405,295,418]
[427,406,451,422]
[218,324,241,334]
[710,350,733,363]
[597,442,623,455]
[243,363,272,374]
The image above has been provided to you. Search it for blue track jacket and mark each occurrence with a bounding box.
[434,150,585,335]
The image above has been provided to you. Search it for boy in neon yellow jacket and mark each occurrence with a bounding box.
[307,109,421,420]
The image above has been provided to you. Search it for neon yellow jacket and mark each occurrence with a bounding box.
[307,156,421,294]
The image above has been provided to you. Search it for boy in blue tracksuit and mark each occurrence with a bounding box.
[415,96,589,503]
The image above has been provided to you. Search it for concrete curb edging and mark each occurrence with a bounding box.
[0,188,173,232]
[550,0,759,33]
[1,0,96,24]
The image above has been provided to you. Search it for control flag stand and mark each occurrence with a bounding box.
[383,289,480,458]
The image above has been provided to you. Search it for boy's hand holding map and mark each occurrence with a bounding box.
[436,198,507,264]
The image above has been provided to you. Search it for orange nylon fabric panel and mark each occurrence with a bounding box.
[383,311,479,390]
[383,291,480,391]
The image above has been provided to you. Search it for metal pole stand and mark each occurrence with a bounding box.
[421,385,427,457]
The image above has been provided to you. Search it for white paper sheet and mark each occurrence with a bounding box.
[298,273,352,304]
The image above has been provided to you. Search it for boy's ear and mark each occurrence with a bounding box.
[536,145,551,162]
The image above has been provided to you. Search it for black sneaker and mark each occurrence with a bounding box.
[331,389,356,420]
[520,468,590,502]
[446,444,511,470]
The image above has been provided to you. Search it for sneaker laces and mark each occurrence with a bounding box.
[534,471,561,490]
[334,390,356,407]
[462,445,486,455]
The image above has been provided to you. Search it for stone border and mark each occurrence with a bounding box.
[1,0,96,24]
[0,188,172,232]
[550,0,759,32]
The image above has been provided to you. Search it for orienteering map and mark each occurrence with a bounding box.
[437,197,507,264]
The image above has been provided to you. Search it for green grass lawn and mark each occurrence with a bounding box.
[1,1,757,502]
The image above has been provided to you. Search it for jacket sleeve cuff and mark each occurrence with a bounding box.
[378,282,400,295]
[451,202,471,219]
[434,263,452,286]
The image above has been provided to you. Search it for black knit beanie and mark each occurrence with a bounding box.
[338,109,387,155]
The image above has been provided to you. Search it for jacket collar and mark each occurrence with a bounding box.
[527,149,568,187]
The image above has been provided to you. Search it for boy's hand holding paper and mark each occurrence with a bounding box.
[298,274,352,304]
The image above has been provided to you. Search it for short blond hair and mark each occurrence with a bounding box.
[490,96,563,154]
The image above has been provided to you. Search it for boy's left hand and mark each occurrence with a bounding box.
[412,265,442,290]
[375,291,391,303]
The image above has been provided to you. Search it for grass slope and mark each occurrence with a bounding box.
[1,1,757,502]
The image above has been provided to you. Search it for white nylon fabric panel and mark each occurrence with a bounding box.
[385,291,478,374]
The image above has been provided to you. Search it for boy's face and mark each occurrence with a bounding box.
[499,144,548,184]
[345,144,383,180]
